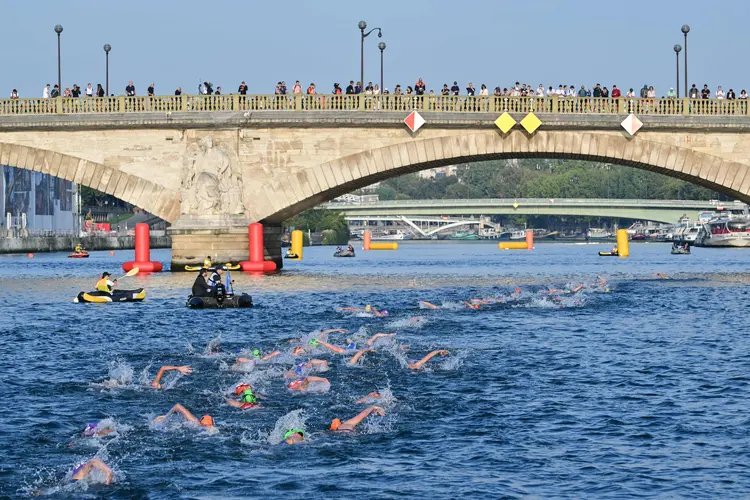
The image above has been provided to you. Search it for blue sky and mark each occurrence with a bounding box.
[1,0,747,98]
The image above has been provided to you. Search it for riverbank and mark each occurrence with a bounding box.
[0,234,171,254]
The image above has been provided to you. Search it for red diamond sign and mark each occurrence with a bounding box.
[404,111,425,132]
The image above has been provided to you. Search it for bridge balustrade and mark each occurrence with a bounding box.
[0,95,748,116]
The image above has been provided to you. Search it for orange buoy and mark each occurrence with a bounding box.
[27,253,34,258]
[110,251,115,255]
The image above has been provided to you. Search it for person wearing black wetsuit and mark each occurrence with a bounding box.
[192,269,213,297]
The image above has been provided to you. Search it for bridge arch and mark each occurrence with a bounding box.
[0,142,180,222]
[260,130,750,223]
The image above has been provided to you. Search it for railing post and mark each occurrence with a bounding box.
[295,94,302,111]
[358,94,365,111]
[682,97,690,116]
[56,96,63,114]
[232,93,239,112]
[552,95,559,114]
[182,95,188,112]
[118,95,125,113]
[618,97,625,114]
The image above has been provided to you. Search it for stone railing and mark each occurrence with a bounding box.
[0,94,748,116]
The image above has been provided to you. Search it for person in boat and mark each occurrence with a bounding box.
[95,272,117,295]
[71,458,114,485]
[408,349,449,370]
[329,405,386,432]
[208,266,225,290]
[203,256,213,268]
[153,403,216,430]
[347,245,354,253]
[74,243,84,253]
[611,246,618,255]
[226,383,264,409]
[191,268,213,297]
[336,246,342,253]
[150,365,193,389]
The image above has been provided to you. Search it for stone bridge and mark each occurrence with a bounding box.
[1,94,750,269]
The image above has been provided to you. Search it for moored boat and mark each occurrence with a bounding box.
[695,215,750,247]
[187,293,254,309]
[68,252,89,258]
[75,288,146,303]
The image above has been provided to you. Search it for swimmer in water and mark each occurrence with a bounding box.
[226,383,263,409]
[233,349,281,369]
[348,348,375,366]
[284,359,329,378]
[420,301,440,309]
[80,421,115,438]
[288,329,347,343]
[470,299,491,305]
[329,405,386,432]
[284,428,305,445]
[153,404,215,430]
[366,332,396,346]
[655,273,669,280]
[365,305,388,317]
[408,350,449,370]
[71,458,114,485]
[355,391,382,404]
[464,300,480,309]
[150,365,193,389]
[288,376,330,392]
[315,339,358,354]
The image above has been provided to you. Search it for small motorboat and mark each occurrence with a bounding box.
[598,251,619,257]
[75,288,146,303]
[285,252,299,259]
[68,251,89,258]
[187,293,254,309]
[334,249,355,257]
[184,263,241,271]
[671,247,691,255]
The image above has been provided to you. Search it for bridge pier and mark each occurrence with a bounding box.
[168,215,283,271]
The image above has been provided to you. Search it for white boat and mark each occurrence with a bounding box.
[695,215,750,247]
[371,229,411,241]
[587,228,614,240]
[509,230,527,240]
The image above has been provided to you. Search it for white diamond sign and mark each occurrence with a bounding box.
[621,114,643,136]
[404,111,425,133]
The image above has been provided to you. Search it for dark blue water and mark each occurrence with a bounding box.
[2,242,750,498]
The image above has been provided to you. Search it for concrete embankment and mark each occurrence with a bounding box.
[0,235,171,254]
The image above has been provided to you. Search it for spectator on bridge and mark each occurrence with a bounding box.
[466,82,475,96]
[126,81,135,96]
[238,81,248,95]
[601,86,609,98]
[716,86,725,99]
[568,86,576,97]
[441,84,449,96]
[10,89,18,99]
[71,84,81,98]
[727,89,736,100]
[85,83,94,97]
[450,81,460,95]
[611,85,621,98]
[647,86,656,99]
[63,87,72,97]
[689,84,699,99]
[405,86,413,95]
[365,82,373,95]
[51,84,60,98]
[394,85,402,95]
[480,84,488,96]
[174,87,182,96]
[307,83,316,94]
[415,78,426,95]
[147,83,155,96]
[373,84,380,95]
[279,81,287,94]
[740,90,747,99]
[215,86,222,95]
[667,87,676,98]
[593,84,602,98]
[578,85,587,97]
[97,84,104,98]
[626,88,635,98]
[355,81,362,94]
[333,83,342,94]
[701,84,711,99]
[640,84,649,98]
[42,84,50,98]
[345,81,354,94]
[293,80,302,94]
[537,84,544,96]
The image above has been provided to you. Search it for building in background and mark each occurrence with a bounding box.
[417,166,458,179]
[1,165,80,235]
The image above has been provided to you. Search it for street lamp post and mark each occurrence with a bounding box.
[378,42,386,94]
[681,24,690,97]
[358,21,382,93]
[674,44,682,97]
[54,24,63,95]
[103,44,111,96]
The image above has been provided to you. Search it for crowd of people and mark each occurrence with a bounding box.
[5,79,748,101]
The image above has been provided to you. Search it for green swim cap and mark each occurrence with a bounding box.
[241,389,256,403]
[308,338,319,347]
[284,428,304,439]
[252,349,261,358]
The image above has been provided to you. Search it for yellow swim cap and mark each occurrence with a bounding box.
[365,305,371,311]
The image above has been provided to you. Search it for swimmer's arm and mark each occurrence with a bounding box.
[74,458,113,485]
[309,359,329,368]
[341,405,386,429]
[321,328,348,334]
[470,299,490,304]
[420,301,440,309]
[366,333,396,346]
[225,399,243,408]
[355,391,381,403]
[304,376,329,383]
[317,340,346,354]
[151,365,192,388]
[261,350,281,361]
[155,403,200,425]
[348,348,375,365]
[409,350,449,369]
[235,357,252,364]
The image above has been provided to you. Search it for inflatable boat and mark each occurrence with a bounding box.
[671,247,691,255]
[333,249,355,257]
[598,251,619,257]
[75,288,146,303]
[68,252,89,258]
[186,293,254,309]
[285,252,299,259]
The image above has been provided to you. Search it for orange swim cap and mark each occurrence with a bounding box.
[330,418,342,431]
[200,415,214,427]
[234,383,251,395]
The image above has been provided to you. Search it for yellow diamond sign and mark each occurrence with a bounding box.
[520,112,542,134]
[494,112,516,134]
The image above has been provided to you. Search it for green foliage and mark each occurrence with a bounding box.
[284,209,350,245]
[374,159,723,201]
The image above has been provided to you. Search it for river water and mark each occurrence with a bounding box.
[2,242,750,498]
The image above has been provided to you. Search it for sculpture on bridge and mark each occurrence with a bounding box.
[181,135,245,215]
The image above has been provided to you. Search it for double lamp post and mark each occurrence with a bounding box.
[54,24,112,97]
[359,21,385,94]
